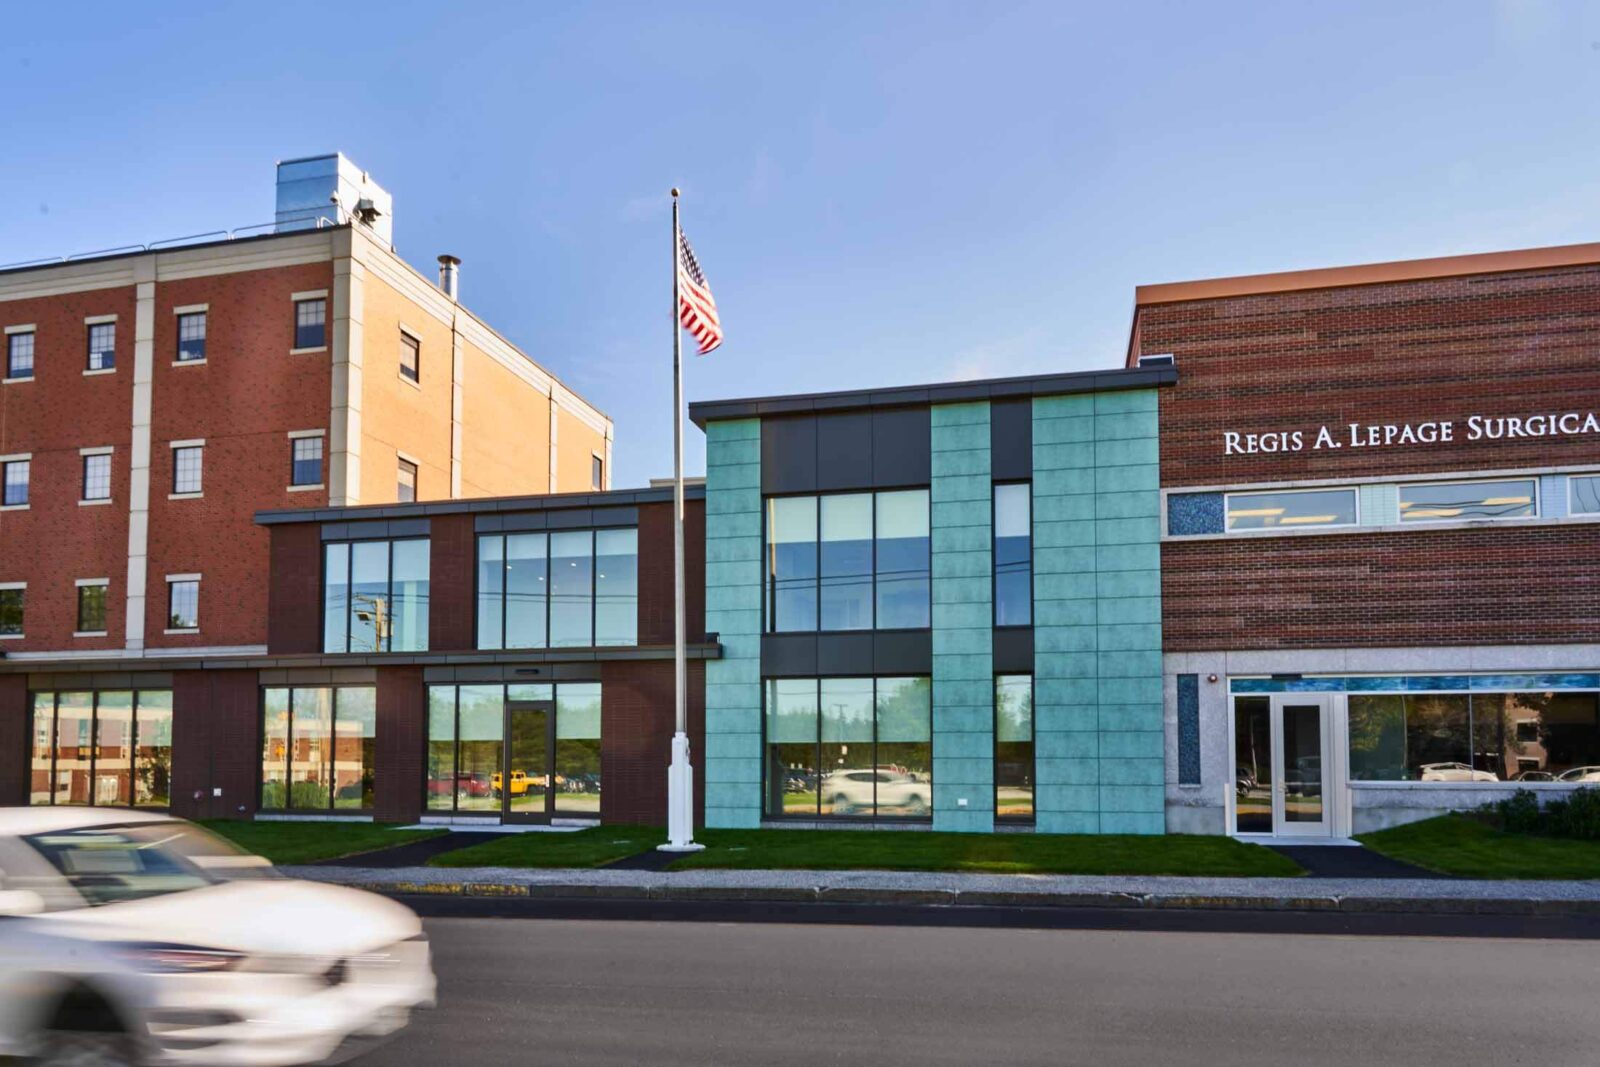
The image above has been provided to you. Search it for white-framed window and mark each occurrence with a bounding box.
[81,450,112,503]
[1569,474,1600,516]
[591,453,604,492]
[6,329,35,380]
[165,575,200,632]
[75,579,110,636]
[294,297,326,350]
[1397,478,1537,523]
[399,330,420,383]
[290,432,324,488]
[0,582,24,637]
[2,456,30,508]
[1225,487,1359,531]
[171,442,204,496]
[175,310,207,362]
[397,457,418,503]
[86,320,116,371]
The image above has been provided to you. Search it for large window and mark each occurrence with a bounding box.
[1349,691,1600,782]
[1398,479,1537,522]
[82,452,112,502]
[323,538,430,653]
[765,490,931,633]
[260,687,375,811]
[1226,488,1357,531]
[426,682,603,815]
[166,577,199,631]
[996,675,1034,819]
[764,676,932,819]
[476,528,637,649]
[994,484,1032,625]
[7,330,34,379]
[29,690,171,808]
[171,444,203,495]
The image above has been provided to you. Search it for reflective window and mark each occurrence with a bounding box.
[291,437,322,486]
[820,494,872,631]
[875,491,930,629]
[1349,691,1600,782]
[7,330,34,379]
[766,496,818,632]
[556,682,602,814]
[4,459,29,506]
[28,690,173,808]
[87,322,115,371]
[766,490,931,632]
[176,312,206,362]
[397,458,417,503]
[764,676,932,819]
[995,675,1034,819]
[477,529,635,649]
[82,453,111,502]
[322,539,430,653]
[994,484,1032,626]
[1233,696,1272,833]
[77,583,108,633]
[1225,488,1357,531]
[1570,475,1600,515]
[0,586,23,636]
[400,331,420,383]
[456,685,505,812]
[591,454,603,491]
[172,445,203,495]
[260,687,376,811]
[166,579,198,630]
[294,298,326,349]
[1398,479,1537,522]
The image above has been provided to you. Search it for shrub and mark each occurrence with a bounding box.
[1489,789,1544,834]
[1480,787,1600,840]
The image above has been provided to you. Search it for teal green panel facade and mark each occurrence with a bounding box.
[1032,390,1164,835]
[930,402,994,832]
[702,418,763,828]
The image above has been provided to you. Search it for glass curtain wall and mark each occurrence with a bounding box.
[323,539,430,653]
[476,529,637,650]
[766,490,930,633]
[28,691,173,808]
[1348,691,1600,782]
[260,687,377,810]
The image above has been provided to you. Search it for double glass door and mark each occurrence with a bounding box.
[501,701,555,823]
[1233,694,1332,837]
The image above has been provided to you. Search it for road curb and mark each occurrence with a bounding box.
[319,876,1600,917]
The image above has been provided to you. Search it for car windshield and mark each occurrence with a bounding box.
[25,821,268,907]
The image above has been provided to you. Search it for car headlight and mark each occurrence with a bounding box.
[114,943,245,974]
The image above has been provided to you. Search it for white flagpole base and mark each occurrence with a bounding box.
[657,731,705,852]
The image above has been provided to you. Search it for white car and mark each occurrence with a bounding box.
[824,768,930,815]
[1418,762,1498,783]
[0,808,436,1066]
[1556,766,1600,783]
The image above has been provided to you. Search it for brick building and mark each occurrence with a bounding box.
[0,154,613,816]
[1141,243,1600,836]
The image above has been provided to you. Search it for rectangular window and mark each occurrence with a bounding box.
[260,687,376,811]
[82,453,111,502]
[1225,487,1358,531]
[87,322,115,370]
[7,331,34,379]
[0,587,24,636]
[1570,474,1600,515]
[994,483,1032,626]
[166,578,199,630]
[294,298,326,349]
[1349,691,1600,782]
[594,528,639,646]
[996,675,1034,819]
[591,454,603,492]
[322,539,430,653]
[291,436,323,486]
[819,494,873,631]
[400,331,420,382]
[176,312,207,362]
[76,583,108,634]
[549,529,595,647]
[397,458,417,503]
[172,445,203,495]
[874,490,931,629]
[3,460,29,506]
[1398,479,1537,522]
[555,682,602,815]
[28,690,172,808]
[763,675,932,819]
[477,528,637,650]
[766,496,819,632]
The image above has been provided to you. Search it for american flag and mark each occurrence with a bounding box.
[677,231,723,354]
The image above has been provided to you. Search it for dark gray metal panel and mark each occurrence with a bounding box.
[387,519,430,538]
[762,634,818,677]
[488,512,548,533]
[544,508,595,529]
[761,415,818,495]
[874,630,932,675]
[992,627,1034,674]
[257,485,701,527]
[815,412,875,492]
[588,506,639,528]
[990,398,1033,482]
[816,633,875,675]
[872,407,931,487]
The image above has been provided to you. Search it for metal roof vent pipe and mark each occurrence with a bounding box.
[437,254,460,301]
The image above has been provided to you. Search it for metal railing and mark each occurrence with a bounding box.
[0,215,338,272]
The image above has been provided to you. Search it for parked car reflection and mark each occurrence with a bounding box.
[1419,762,1498,782]
[1556,766,1600,783]
[822,768,930,816]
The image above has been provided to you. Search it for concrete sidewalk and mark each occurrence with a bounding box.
[281,863,1600,916]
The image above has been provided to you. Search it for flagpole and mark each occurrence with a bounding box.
[660,187,703,852]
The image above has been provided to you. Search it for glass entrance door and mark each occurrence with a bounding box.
[1232,694,1332,836]
[503,701,554,823]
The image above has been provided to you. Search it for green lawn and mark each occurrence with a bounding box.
[429,825,667,868]
[1358,814,1600,880]
[200,820,447,866]
[432,825,1302,877]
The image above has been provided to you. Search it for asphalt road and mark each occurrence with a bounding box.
[360,916,1600,1066]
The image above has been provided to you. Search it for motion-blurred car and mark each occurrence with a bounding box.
[824,768,930,815]
[425,773,491,798]
[0,808,435,1065]
[1556,766,1600,783]
[1511,770,1557,782]
[1418,761,1498,782]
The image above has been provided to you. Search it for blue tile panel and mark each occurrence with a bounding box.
[930,402,995,833]
[1231,673,1600,693]
[1166,492,1223,536]
[1176,673,1200,785]
[702,419,764,828]
[1032,391,1165,835]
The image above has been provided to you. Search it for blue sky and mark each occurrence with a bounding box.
[3,1,1599,485]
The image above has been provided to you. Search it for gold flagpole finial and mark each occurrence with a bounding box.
[670,187,680,198]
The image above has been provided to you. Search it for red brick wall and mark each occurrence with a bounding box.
[146,263,334,651]
[1145,264,1600,652]
[427,514,475,652]
[170,669,260,820]
[375,668,425,824]
[1144,264,1600,488]
[600,659,704,825]
[0,675,27,805]
[0,285,138,651]
[266,524,322,654]
[638,499,705,645]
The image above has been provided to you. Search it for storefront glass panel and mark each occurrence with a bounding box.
[766,496,819,632]
[134,692,173,808]
[426,687,457,811]
[819,494,873,631]
[995,675,1034,819]
[819,678,874,816]
[333,688,376,809]
[30,693,53,805]
[389,539,430,653]
[875,490,930,629]
[593,529,638,647]
[555,682,602,814]
[1233,696,1272,833]
[549,530,595,647]
[54,693,94,806]
[506,534,550,649]
[1350,690,1600,782]
[94,692,134,807]
[456,685,505,812]
[30,690,174,810]
[874,676,932,818]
